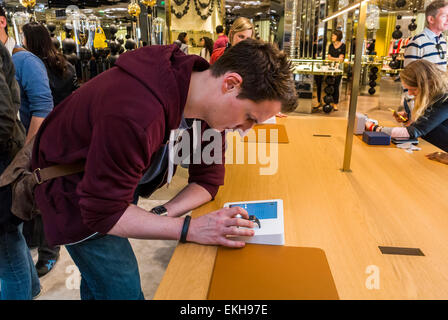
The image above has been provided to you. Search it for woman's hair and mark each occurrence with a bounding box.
[228,17,254,45]
[332,30,343,42]
[177,32,188,44]
[22,22,67,77]
[202,36,214,57]
[401,59,448,119]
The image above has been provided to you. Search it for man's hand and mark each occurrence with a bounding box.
[426,152,448,165]
[187,206,255,248]
[275,112,288,118]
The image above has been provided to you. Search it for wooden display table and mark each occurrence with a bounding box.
[154,116,448,300]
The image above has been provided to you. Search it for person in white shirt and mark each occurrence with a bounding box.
[0,6,16,56]
[404,0,448,70]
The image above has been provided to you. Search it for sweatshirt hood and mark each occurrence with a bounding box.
[114,45,209,130]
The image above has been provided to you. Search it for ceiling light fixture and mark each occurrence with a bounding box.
[322,0,369,22]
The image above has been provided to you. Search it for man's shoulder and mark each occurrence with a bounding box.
[411,31,429,43]
[12,49,43,67]
[404,32,427,52]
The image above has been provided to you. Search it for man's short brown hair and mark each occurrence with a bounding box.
[210,38,298,113]
[426,0,448,25]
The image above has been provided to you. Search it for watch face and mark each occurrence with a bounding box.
[152,205,167,215]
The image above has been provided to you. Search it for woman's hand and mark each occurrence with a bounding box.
[187,206,255,248]
[393,111,410,124]
[365,121,374,131]
[426,152,448,165]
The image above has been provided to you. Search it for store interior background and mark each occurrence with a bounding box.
[0,0,438,299]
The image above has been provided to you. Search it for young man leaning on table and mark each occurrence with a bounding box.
[30,39,298,299]
[365,60,448,164]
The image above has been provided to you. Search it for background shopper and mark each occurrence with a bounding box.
[22,22,79,107]
[199,37,214,62]
[213,25,228,50]
[325,30,345,111]
[365,60,448,153]
[0,41,40,300]
[210,17,254,64]
[401,0,448,118]
[174,32,189,54]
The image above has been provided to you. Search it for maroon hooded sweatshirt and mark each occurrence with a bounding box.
[32,45,225,246]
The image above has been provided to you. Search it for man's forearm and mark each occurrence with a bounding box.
[163,182,213,217]
[25,116,45,145]
[108,204,183,240]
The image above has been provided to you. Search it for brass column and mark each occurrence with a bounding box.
[166,0,172,44]
[342,1,367,172]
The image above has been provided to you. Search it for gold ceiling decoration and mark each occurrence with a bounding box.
[128,2,141,16]
[141,0,157,7]
[19,0,36,8]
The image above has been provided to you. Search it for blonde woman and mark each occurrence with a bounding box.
[365,59,448,158]
[210,17,254,64]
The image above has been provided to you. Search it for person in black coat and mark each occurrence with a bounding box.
[23,22,79,107]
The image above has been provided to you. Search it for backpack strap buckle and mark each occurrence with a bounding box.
[33,168,43,185]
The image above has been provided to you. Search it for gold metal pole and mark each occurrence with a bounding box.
[342,0,367,172]
[166,0,172,44]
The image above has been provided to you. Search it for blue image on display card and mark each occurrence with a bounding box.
[229,202,278,220]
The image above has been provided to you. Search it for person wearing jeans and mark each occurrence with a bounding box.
[65,233,144,300]
[0,214,41,300]
[31,40,298,300]
[0,37,40,300]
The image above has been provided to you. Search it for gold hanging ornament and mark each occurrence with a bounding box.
[19,0,36,8]
[128,3,141,16]
[141,0,157,7]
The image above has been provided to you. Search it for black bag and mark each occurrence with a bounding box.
[133,143,169,200]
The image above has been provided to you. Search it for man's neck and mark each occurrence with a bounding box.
[183,70,212,121]
[428,25,442,36]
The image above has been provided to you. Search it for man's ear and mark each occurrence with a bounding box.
[427,15,435,26]
[221,72,243,94]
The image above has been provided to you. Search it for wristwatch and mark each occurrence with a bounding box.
[150,205,168,216]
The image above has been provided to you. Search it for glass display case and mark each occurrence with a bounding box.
[380,55,403,74]
[290,59,344,75]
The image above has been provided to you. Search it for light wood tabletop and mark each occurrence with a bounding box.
[154,116,448,300]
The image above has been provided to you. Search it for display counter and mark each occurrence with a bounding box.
[291,59,344,76]
[154,116,448,300]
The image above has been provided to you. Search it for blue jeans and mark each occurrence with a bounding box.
[65,234,144,300]
[0,223,41,300]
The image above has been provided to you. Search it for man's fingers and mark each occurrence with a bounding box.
[224,206,249,219]
[224,218,255,228]
[219,238,246,248]
[225,226,255,237]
